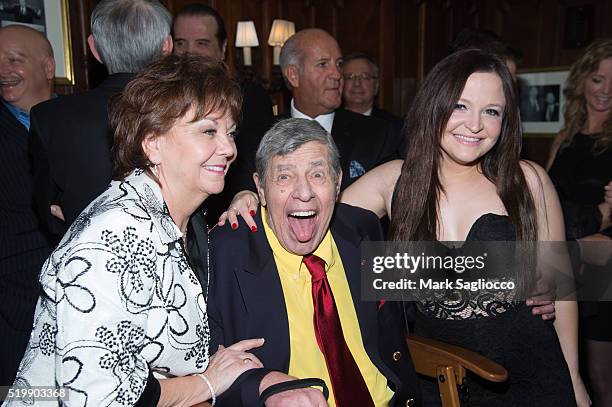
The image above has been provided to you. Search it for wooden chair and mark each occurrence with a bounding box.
[407,334,508,407]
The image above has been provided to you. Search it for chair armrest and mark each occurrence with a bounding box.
[407,334,508,382]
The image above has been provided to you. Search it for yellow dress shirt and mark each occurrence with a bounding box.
[261,207,393,406]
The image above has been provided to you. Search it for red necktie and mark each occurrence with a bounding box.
[303,254,375,407]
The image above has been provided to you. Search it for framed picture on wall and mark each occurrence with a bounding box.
[0,0,73,85]
[518,67,569,136]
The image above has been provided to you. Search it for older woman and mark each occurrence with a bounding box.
[546,39,612,407]
[8,55,263,406]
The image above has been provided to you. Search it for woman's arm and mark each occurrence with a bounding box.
[522,160,591,406]
[158,339,265,406]
[339,159,403,218]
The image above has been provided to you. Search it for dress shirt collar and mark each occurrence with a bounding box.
[290,99,335,133]
[362,107,373,116]
[2,99,30,129]
[261,205,336,279]
[125,169,183,244]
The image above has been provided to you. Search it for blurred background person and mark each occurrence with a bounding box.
[10,55,264,406]
[30,0,173,242]
[0,24,54,386]
[341,52,405,155]
[173,3,274,225]
[547,38,612,407]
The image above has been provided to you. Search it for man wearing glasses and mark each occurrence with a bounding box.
[342,52,406,156]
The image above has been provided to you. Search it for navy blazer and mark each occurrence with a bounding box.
[207,203,420,406]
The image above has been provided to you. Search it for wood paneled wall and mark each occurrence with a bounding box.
[61,0,612,164]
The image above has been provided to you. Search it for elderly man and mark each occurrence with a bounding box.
[173,3,274,222]
[30,0,173,241]
[207,118,420,406]
[342,52,405,155]
[0,24,54,385]
[279,29,401,189]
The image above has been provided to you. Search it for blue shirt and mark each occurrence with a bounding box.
[2,99,30,129]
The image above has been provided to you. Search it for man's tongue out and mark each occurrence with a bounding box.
[287,212,317,242]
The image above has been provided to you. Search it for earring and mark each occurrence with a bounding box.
[151,163,160,178]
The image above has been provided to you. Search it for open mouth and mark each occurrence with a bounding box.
[287,210,317,242]
[453,134,482,144]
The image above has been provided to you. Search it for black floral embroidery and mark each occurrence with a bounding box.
[39,323,57,357]
[11,171,210,406]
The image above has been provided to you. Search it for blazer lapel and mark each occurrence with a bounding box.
[234,212,291,372]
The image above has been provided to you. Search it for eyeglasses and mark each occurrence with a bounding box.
[343,73,378,82]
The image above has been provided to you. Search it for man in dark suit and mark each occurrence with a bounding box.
[0,24,54,386]
[342,52,406,157]
[276,29,400,191]
[30,0,173,241]
[173,3,274,224]
[207,119,419,406]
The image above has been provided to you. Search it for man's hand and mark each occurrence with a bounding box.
[260,372,328,407]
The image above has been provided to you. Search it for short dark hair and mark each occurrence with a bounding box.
[342,52,379,78]
[174,3,227,46]
[110,54,242,180]
[449,29,521,62]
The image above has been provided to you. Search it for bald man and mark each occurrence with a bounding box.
[279,29,400,190]
[0,24,54,386]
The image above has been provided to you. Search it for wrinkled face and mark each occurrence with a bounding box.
[146,109,237,201]
[440,72,506,167]
[173,15,226,61]
[584,57,612,114]
[289,33,343,117]
[342,58,378,110]
[255,141,341,255]
[0,27,54,111]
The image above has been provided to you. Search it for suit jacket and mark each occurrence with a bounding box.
[0,101,51,385]
[207,203,420,406]
[371,107,407,158]
[29,73,134,240]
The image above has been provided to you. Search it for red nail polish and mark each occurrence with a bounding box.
[251,225,257,232]
[231,223,238,230]
[250,210,256,217]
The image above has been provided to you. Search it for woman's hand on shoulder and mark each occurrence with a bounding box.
[340,159,403,219]
[217,190,260,232]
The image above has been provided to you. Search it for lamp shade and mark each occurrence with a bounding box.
[235,21,259,47]
[268,19,295,46]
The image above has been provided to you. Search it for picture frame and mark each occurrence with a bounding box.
[0,0,74,85]
[518,67,569,137]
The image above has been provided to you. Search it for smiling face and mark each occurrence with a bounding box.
[255,141,341,255]
[342,57,379,113]
[286,31,343,118]
[173,15,226,60]
[0,26,54,112]
[145,109,236,203]
[583,57,612,114]
[440,72,506,167]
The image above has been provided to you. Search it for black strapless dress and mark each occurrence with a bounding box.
[414,214,576,406]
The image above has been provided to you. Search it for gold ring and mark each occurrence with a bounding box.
[243,357,252,364]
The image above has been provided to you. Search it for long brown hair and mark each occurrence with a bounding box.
[390,49,537,242]
[561,38,612,153]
